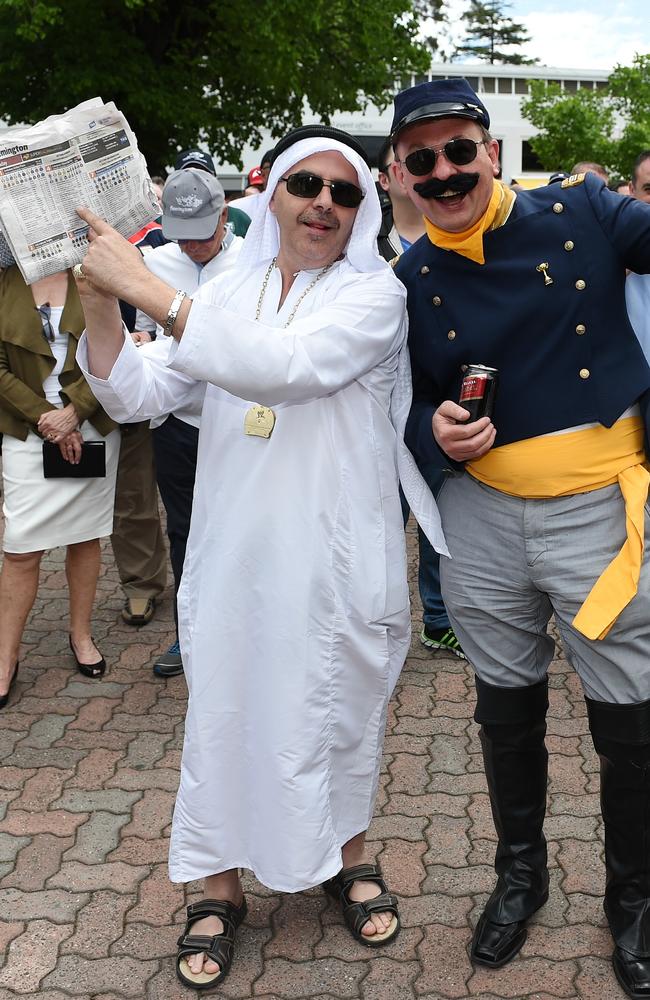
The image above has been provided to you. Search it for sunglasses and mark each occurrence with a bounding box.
[35,302,55,342]
[178,228,218,245]
[400,138,486,177]
[280,172,364,208]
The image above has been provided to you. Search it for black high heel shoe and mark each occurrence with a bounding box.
[69,637,106,679]
[0,661,19,709]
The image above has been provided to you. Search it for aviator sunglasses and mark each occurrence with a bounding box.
[280,172,364,208]
[399,137,487,176]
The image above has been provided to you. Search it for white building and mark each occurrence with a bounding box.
[218,61,610,193]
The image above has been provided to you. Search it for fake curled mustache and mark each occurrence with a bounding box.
[413,173,480,199]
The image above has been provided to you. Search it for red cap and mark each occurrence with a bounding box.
[247,166,264,187]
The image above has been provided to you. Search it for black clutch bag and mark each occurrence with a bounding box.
[42,440,106,478]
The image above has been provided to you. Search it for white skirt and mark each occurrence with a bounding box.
[2,424,120,553]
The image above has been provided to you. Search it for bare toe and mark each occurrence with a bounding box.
[184,914,223,975]
[187,952,205,974]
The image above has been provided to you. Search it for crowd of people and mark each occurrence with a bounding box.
[0,77,649,999]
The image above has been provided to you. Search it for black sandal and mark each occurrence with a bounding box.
[176,897,247,992]
[323,863,400,948]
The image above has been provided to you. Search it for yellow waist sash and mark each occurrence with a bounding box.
[467,417,650,640]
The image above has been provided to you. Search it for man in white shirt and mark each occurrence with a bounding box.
[135,169,242,677]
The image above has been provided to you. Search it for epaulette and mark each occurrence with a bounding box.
[561,172,586,189]
[389,255,400,269]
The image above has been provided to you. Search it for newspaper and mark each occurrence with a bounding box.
[0,97,160,284]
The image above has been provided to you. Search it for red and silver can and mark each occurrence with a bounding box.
[459,364,499,421]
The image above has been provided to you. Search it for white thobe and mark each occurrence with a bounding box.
[79,258,445,891]
[626,272,650,362]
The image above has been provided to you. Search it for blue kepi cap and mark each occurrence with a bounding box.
[391,78,490,141]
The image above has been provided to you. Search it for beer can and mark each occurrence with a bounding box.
[459,365,499,421]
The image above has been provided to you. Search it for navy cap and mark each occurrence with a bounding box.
[391,78,490,141]
[174,148,216,175]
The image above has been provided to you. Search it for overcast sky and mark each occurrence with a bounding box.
[436,0,650,70]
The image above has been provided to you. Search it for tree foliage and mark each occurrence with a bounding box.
[521,81,615,172]
[0,0,429,172]
[521,55,650,178]
[413,0,455,62]
[607,54,650,178]
[455,0,534,65]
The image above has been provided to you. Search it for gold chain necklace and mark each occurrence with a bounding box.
[244,257,333,442]
[255,256,334,326]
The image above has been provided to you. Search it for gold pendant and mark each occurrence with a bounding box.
[244,404,276,438]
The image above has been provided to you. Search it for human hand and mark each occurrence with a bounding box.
[75,207,148,300]
[57,429,83,465]
[37,403,79,443]
[432,400,496,462]
[131,330,153,346]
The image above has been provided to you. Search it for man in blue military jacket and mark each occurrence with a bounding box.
[392,78,650,999]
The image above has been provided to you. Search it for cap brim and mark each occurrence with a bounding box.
[162,210,221,240]
[176,158,215,175]
[392,104,484,141]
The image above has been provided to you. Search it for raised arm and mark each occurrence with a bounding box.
[74,208,193,378]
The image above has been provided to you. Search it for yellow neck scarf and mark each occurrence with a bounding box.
[424,181,515,265]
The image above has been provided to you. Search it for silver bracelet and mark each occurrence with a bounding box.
[162,289,187,338]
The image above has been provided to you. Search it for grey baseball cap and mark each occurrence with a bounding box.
[161,168,225,240]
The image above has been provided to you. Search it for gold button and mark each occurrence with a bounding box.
[576,324,586,335]
[420,265,430,275]
[553,202,564,214]
[579,368,590,379]
[432,295,442,306]
[564,240,574,251]
[575,279,586,290]
[447,330,456,340]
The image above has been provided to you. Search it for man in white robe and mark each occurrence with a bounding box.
[74,128,446,990]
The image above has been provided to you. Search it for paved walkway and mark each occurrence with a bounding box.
[0,518,625,1000]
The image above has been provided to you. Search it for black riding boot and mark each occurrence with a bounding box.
[587,696,650,1000]
[470,676,550,968]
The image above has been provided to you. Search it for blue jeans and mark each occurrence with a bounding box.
[401,463,449,630]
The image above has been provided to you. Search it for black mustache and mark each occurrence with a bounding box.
[413,173,480,199]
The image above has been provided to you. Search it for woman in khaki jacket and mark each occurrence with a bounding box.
[0,265,119,708]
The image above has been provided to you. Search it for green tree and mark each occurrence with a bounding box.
[455,0,534,65]
[0,0,430,172]
[413,0,455,63]
[520,55,650,178]
[607,54,650,179]
[521,81,615,173]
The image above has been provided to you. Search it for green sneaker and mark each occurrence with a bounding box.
[420,625,466,659]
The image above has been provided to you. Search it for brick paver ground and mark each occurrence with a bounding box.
[0,511,626,999]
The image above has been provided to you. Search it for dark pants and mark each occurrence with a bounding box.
[151,414,199,631]
[400,463,449,630]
